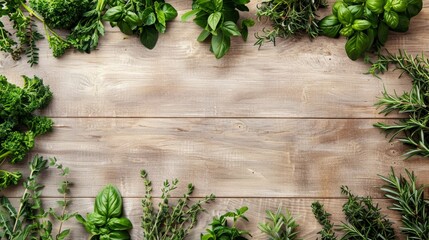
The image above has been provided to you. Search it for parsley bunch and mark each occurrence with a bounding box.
[0,75,53,190]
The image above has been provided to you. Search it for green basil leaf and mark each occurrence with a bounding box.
[348,5,364,19]
[332,1,347,16]
[337,5,354,25]
[233,0,250,4]
[94,185,122,218]
[103,6,124,22]
[392,0,408,12]
[384,11,399,28]
[340,26,354,37]
[366,27,376,48]
[140,26,159,49]
[141,8,156,26]
[211,29,230,59]
[366,0,386,14]
[241,19,254,41]
[377,21,389,44]
[162,3,178,21]
[87,212,106,227]
[154,1,166,27]
[181,9,199,21]
[155,22,166,33]
[319,15,341,38]
[194,12,209,28]
[117,21,133,35]
[107,231,131,240]
[391,14,410,32]
[364,7,379,28]
[406,0,422,17]
[214,0,223,11]
[197,30,211,42]
[107,217,133,231]
[221,21,240,37]
[208,12,222,31]
[345,31,370,60]
[352,19,371,31]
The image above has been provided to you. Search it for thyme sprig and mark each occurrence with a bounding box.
[369,50,429,158]
[140,170,215,240]
[255,0,327,47]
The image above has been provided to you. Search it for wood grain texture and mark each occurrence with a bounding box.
[4,118,429,199]
[2,0,429,238]
[2,1,428,118]
[5,197,401,240]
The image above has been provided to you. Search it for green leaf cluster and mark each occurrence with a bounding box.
[369,50,429,159]
[140,169,215,240]
[259,207,301,240]
[201,206,251,240]
[29,0,92,29]
[319,0,422,60]
[0,156,75,240]
[104,0,177,49]
[380,168,429,238]
[0,75,53,190]
[182,0,254,59]
[255,0,327,47]
[313,168,429,239]
[76,185,133,240]
[313,186,395,239]
[0,0,45,65]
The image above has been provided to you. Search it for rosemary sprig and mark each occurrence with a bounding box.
[379,168,429,239]
[255,0,327,47]
[369,50,429,158]
[259,207,301,240]
[311,202,337,240]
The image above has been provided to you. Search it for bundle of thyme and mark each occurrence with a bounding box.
[0,156,75,239]
[369,50,429,158]
[255,0,327,47]
[140,170,215,240]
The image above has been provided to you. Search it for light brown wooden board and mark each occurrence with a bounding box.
[3,118,429,199]
[4,197,402,239]
[1,0,429,239]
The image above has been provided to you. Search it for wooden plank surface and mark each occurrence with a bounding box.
[4,118,429,198]
[2,0,429,239]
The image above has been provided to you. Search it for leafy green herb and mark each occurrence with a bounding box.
[140,169,215,240]
[319,0,423,60]
[68,0,108,53]
[255,0,327,47]
[201,206,251,240]
[312,186,396,239]
[76,184,133,239]
[0,0,72,63]
[103,0,177,49]
[368,50,429,158]
[0,75,53,190]
[379,168,429,239]
[259,207,300,240]
[182,0,254,59]
[29,0,92,29]
[311,202,337,240]
[0,155,75,239]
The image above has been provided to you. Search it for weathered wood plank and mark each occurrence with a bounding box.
[3,118,427,198]
[3,197,402,239]
[2,1,427,118]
